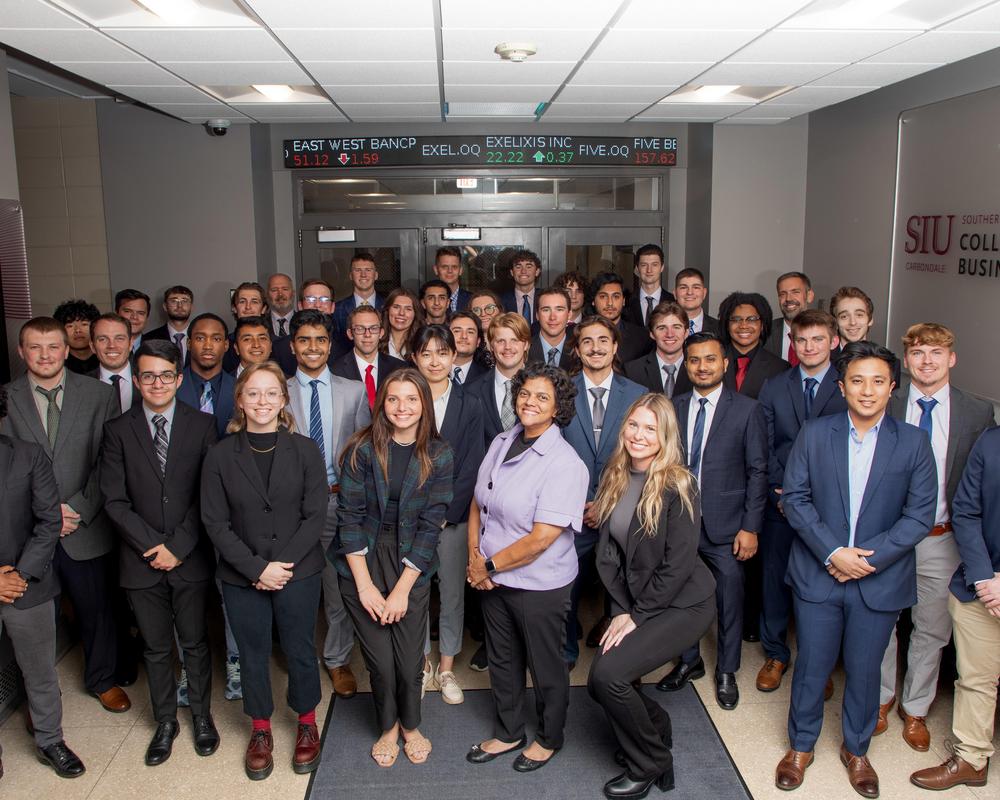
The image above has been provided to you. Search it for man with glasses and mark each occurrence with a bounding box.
[101,340,220,767]
[330,306,405,409]
[332,253,385,348]
[147,286,194,363]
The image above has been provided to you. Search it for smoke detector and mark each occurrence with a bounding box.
[494,42,537,63]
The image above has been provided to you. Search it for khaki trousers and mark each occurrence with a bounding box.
[949,593,1000,769]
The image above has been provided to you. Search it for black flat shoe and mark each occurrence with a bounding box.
[145,720,180,766]
[466,737,527,764]
[469,644,489,672]
[193,714,220,756]
[37,741,86,778]
[513,748,559,773]
[656,658,705,692]
[603,768,675,798]
[615,730,672,767]
[716,673,740,710]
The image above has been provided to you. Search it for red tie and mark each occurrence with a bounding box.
[786,332,800,367]
[735,356,750,392]
[364,363,376,410]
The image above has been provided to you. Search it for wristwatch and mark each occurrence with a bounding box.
[484,558,497,576]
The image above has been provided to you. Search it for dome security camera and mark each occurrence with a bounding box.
[206,119,231,136]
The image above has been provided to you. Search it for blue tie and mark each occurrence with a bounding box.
[688,319,695,335]
[521,294,531,325]
[917,397,937,440]
[309,379,326,462]
[689,397,708,478]
[803,377,818,419]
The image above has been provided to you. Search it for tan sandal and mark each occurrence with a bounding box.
[371,739,399,768]
[403,734,432,765]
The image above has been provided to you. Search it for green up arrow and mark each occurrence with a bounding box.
[532,151,545,162]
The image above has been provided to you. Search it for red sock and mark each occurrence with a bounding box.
[298,710,316,727]
[252,718,271,732]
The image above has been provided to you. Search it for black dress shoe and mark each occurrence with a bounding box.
[656,658,705,692]
[603,768,675,799]
[193,714,220,756]
[469,643,489,672]
[716,673,740,710]
[742,630,760,643]
[145,720,180,766]
[513,749,559,772]
[466,737,527,764]
[36,741,86,778]
[615,730,672,767]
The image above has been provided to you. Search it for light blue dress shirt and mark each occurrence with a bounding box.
[294,368,336,483]
[143,400,177,442]
[538,334,565,365]
[847,415,882,547]
[799,362,831,394]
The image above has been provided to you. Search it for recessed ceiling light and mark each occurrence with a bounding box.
[134,0,198,24]
[660,85,791,104]
[495,42,538,63]
[253,84,294,102]
[691,85,740,102]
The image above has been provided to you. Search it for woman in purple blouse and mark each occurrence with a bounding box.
[465,362,588,773]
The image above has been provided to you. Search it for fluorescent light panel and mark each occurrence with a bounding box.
[660,85,791,104]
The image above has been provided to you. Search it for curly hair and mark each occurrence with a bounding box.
[53,299,100,326]
[510,362,577,428]
[717,292,774,350]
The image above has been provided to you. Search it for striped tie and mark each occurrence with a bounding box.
[152,414,168,475]
[500,380,516,431]
[199,381,214,414]
[309,379,326,462]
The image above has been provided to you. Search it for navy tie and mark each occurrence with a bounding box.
[917,397,937,441]
[689,397,708,478]
[521,294,531,325]
[803,377,818,419]
[309,379,326,462]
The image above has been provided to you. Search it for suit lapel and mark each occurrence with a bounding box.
[674,394,691,460]
[52,374,84,458]
[0,439,12,508]
[786,369,806,425]
[325,378,346,457]
[439,386,460,441]
[266,431,295,498]
[812,370,840,416]
[704,388,731,450]
[235,432,270,502]
[945,387,967,486]
[857,417,898,520]
[574,376,597,456]
[829,415,851,524]
[373,446,389,515]
[397,447,422,521]
[9,380,50,454]
[597,378,628,460]
[128,407,163,481]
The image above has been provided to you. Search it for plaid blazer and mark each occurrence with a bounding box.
[332,437,453,586]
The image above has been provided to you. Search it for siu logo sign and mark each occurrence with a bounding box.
[904,214,954,255]
[899,212,1000,277]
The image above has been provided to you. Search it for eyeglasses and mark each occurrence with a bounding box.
[729,315,761,325]
[303,295,332,304]
[138,371,177,385]
[166,298,192,307]
[351,324,381,335]
[470,304,498,316]
[243,389,283,404]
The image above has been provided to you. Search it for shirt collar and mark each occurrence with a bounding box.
[908,382,950,407]
[849,413,884,443]
[496,420,562,455]
[353,292,375,307]
[435,381,452,410]
[99,363,131,381]
[143,400,176,428]
[641,287,661,302]
[29,370,67,395]
[540,334,565,352]
[800,362,831,386]
[656,351,683,369]
[583,370,614,394]
[295,367,331,387]
[693,383,724,407]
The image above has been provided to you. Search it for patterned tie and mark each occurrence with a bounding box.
[803,377,818,419]
[173,332,185,359]
[787,332,800,367]
[500,380,516,431]
[735,356,750,392]
[689,319,696,335]
[35,385,61,448]
[589,387,607,448]
[645,296,655,326]
[109,374,123,414]
[547,347,558,366]
[199,381,214,414]
[689,397,708,478]
[662,363,676,398]
[309,379,326,462]
[152,414,168,476]
[521,294,532,325]
[452,366,463,385]
[917,397,937,440]
[364,364,376,410]
[278,318,287,337]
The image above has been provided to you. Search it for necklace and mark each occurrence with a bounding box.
[249,443,276,453]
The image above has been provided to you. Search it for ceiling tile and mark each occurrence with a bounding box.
[246,0,436,28]
[556,85,678,103]
[446,84,557,102]
[445,61,574,85]
[277,28,436,61]
[733,103,817,118]
[717,117,792,125]
[570,61,711,85]
[640,102,753,119]
[809,61,943,87]
[781,0,985,30]
[53,0,257,28]
[440,0,619,29]
[941,2,1000,31]
[307,61,439,84]
[160,61,308,84]
[339,102,442,120]
[591,29,761,62]
[0,29,144,61]
[442,28,599,62]
[865,31,1000,63]
[150,102,245,117]
[696,61,845,86]
[729,29,919,63]
[3,0,85,28]
[323,85,440,103]
[110,85,219,103]
[232,103,347,120]
[541,102,649,119]
[766,86,870,105]
[616,0,810,29]
[53,61,188,85]
[106,27,288,61]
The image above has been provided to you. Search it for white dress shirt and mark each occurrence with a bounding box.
[355,351,378,386]
[583,371,615,443]
[688,312,705,333]
[453,359,473,384]
[433,382,452,431]
[905,383,950,526]
[655,352,684,391]
[686,383,723,483]
[781,320,793,360]
[99,363,134,412]
[639,287,663,323]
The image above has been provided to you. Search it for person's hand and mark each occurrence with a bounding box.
[143,544,181,571]
[467,553,489,587]
[257,561,294,590]
[583,501,598,529]
[0,566,27,604]
[60,504,81,536]
[357,584,386,623]
[381,586,409,625]
[975,574,1000,609]
[600,613,637,654]
[828,547,876,580]
[733,530,758,561]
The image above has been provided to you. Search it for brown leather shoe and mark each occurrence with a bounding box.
[873,697,895,736]
[775,749,814,790]
[91,686,131,713]
[897,705,930,751]
[910,754,988,790]
[293,723,321,773]
[840,744,879,798]
[329,666,357,699]
[756,658,788,692]
[824,677,834,701]
[245,729,274,781]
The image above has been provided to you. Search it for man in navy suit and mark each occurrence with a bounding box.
[176,313,235,439]
[527,286,575,370]
[500,249,542,326]
[331,253,384,349]
[657,333,767,710]
[756,309,845,694]
[912,426,1000,791]
[561,316,646,667]
[775,341,936,797]
[433,246,472,313]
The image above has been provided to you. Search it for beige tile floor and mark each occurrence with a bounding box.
[1,601,997,799]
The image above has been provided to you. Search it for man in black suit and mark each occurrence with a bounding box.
[434,246,472,313]
[466,313,531,451]
[101,340,220,766]
[222,282,271,374]
[592,271,652,363]
[330,306,406,410]
[145,285,193,362]
[622,243,675,328]
[625,301,693,398]
[719,291,788,400]
[90,313,142,415]
[674,268,719,335]
[115,288,151,355]
[0,385,86,780]
[266,273,295,339]
[656,333,768,709]
[527,287,575,370]
[764,272,814,364]
[500,249,542,326]
[420,279,451,325]
[448,312,489,385]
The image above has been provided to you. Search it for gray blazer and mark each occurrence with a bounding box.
[285,372,371,472]
[2,370,118,560]
[889,380,996,510]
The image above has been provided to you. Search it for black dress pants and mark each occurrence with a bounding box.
[482,582,572,750]
[588,597,714,780]
[127,571,212,722]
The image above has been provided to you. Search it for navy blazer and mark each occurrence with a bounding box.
[674,387,768,543]
[332,293,386,349]
[950,427,1000,601]
[467,368,506,451]
[501,288,541,318]
[438,383,485,524]
[176,366,236,439]
[562,372,647,501]
[782,413,937,612]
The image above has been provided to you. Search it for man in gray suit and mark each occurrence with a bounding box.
[2,317,130,713]
[876,322,995,750]
[284,310,371,699]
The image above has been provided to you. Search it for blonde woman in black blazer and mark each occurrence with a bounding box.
[200,362,327,782]
[587,393,716,800]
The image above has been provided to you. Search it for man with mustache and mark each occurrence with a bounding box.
[765,272,815,366]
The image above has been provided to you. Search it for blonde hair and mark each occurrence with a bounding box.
[487,312,531,345]
[902,322,955,351]
[227,362,296,434]
[590,394,696,537]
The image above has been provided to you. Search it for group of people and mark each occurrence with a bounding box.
[0,244,996,800]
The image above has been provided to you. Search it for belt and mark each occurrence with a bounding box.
[329,483,340,494]
[928,522,952,537]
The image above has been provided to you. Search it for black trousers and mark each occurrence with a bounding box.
[341,577,430,732]
[53,545,118,694]
[127,572,212,722]
[222,574,322,720]
[482,582,572,750]
[588,597,715,780]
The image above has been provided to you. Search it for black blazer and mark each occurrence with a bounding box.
[622,289,677,328]
[596,487,715,626]
[461,359,489,385]
[222,327,280,375]
[527,334,575,370]
[330,350,407,387]
[722,345,789,400]
[617,319,654,364]
[200,430,328,586]
[698,315,721,335]
[501,288,541,317]
[101,403,218,590]
[624,352,693,397]
[438,383,485,524]
[467,368,505,451]
[0,435,61,609]
[674,387,768,543]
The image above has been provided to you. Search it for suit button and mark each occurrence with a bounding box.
[482,506,488,514]
[271,535,277,541]
[264,505,272,513]
[162,497,168,504]
[488,482,493,490]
